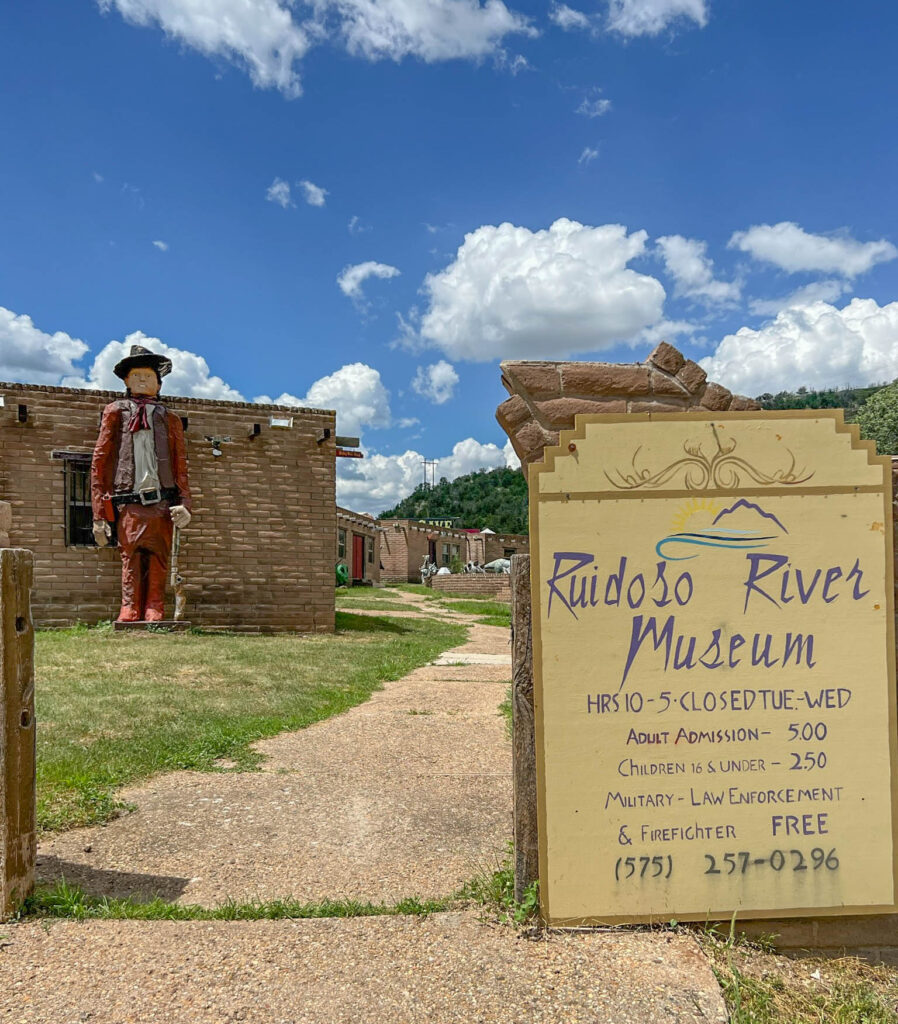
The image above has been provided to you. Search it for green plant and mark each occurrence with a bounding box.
[499,684,512,739]
[699,918,898,1023]
[460,842,540,925]
[857,381,898,454]
[21,880,453,922]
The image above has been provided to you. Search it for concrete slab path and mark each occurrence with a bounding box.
[7,588,728,1023]
[3,914,727,1024]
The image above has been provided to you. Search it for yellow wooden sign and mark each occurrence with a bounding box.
[530,411,897,925]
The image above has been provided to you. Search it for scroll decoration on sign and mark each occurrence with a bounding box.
[605,423,814,492]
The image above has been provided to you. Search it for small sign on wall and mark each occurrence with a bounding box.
[530,411,897,924]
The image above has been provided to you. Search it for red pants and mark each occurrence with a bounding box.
[117,503,173,620]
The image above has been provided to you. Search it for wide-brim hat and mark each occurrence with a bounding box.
[113,344,173,381]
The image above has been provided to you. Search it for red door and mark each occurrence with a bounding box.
[352,535,365,581]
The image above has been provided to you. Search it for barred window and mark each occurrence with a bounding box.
[338,528,347,560]
[56,453,96,547]
[366,536,374,564]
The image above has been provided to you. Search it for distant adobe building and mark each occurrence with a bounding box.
[0,381,337,632]
[336,506,382,586]
[379,517,529,584]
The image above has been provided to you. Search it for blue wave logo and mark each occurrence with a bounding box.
[655,499,787,561]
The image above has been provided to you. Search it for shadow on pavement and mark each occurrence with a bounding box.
[36,855,190,902]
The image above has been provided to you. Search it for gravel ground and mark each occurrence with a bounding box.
[1,912,727,1024]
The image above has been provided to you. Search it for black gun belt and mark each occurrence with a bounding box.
[112,487,180,507]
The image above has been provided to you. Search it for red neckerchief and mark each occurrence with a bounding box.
[129,396,158,432]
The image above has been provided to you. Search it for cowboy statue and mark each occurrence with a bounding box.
[91,344,192,622]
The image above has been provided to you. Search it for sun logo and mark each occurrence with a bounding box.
[670,497,722,532]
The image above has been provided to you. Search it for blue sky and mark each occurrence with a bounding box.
[2,0,897,510]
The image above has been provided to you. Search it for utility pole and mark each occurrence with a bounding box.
[421,458,438,517]
[422,458,437,490]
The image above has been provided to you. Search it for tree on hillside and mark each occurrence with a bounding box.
[755,384,883,420]
[857,382,898,454]
[378,466,528,534]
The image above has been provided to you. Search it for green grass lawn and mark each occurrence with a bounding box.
[385,583,442,600]
[334,598,415,612]
[35,611,465,834]
[336,586,405,601]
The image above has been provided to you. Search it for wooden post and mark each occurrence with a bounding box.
[511,554,538,901]
[0,549,35,917]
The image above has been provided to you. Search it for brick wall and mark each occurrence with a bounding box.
[482,532,529,563]
[0,383,336,632]
[380,522,435,583]
[429,574,511,601]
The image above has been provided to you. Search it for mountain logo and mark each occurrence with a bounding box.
[712,498,788,534]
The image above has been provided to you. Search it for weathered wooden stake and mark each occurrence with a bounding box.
[511,554,538,901]
[0,549,35,917]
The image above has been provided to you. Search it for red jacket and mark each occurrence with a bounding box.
[91,399,191,521]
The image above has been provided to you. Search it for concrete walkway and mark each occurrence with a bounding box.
[3,590,727,1023]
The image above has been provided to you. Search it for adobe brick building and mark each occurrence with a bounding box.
[0,382,336,632]
[379,519,529,584]
[336,506,382,586]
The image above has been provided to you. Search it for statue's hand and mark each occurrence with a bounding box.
[169,505,192,529]
[92,520,112,548]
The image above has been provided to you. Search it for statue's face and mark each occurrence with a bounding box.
[125,366,160,397]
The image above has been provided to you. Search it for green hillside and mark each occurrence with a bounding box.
[378,466,528,534]
[755,384,883,420]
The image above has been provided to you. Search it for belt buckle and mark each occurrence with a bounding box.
[138,487,161,505]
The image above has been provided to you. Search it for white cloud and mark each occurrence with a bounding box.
[337,260,401,302]
[493,49,529,74]
[636,318,697,346]
[311,0,536,63]
[97,0,310,98]
[728,222,897,278]
[656,234,740,305]
[92,171,104,183]
[99,0,536,101]
[700,298,898,396]
[266,178,294,207]
[62,331,245,400]
[0,307,89,385]
[152,239,169,251]
[348,215,370,234]
[503,437,520,469]
[335,436,515,511]
[550,3,592,30]
[577,93,611,118]
[412,360,459,404]
[578,146,599,166]
[258,362,392,439]
[397,416,420,428]
[607,0,708,36]
[749,279,850,318]
[298,179,328,206]
[405,218,666,361]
